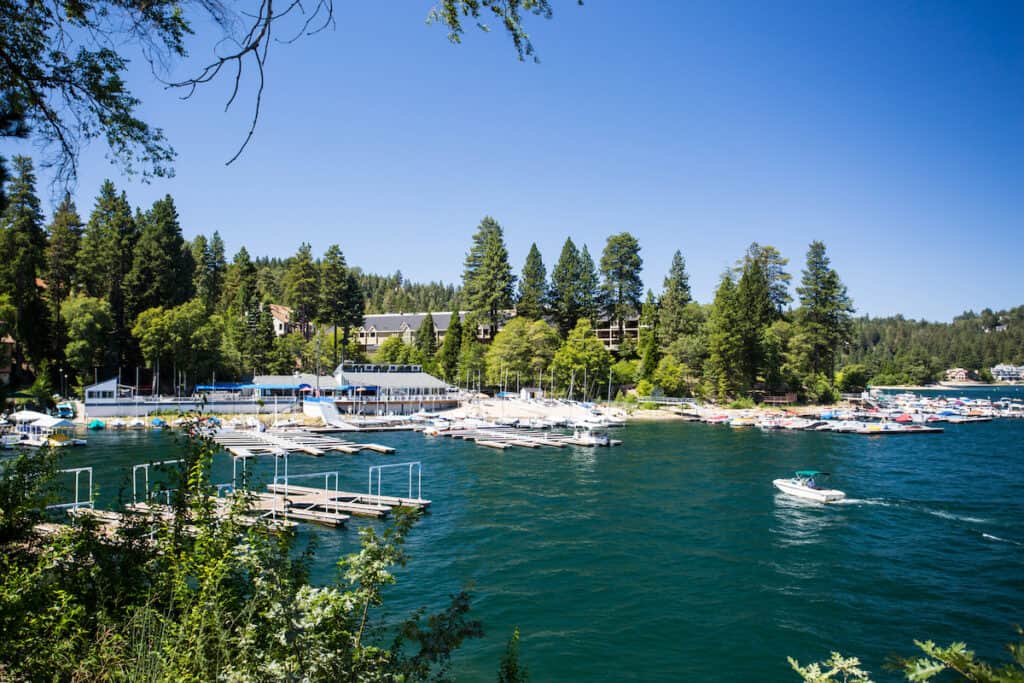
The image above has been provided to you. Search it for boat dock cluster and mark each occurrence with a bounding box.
[699,390,1024,435]
[419,416,624,449]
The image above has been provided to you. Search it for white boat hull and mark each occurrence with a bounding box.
[773,478,845,503]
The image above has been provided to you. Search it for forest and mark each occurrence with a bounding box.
[1,156,1021,407]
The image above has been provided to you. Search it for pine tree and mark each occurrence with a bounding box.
[736,242,791,315]
[125,195,192,321]
[704,272,745,400]
[283,242,319,339]
[735,255,774,386]
[658,250,691,348]
[191,234,209,302]
[222,247,258,314]
[319,244,360,368]
[0,156,49,366]
[794,240,854,381]
[516,243,547,320]
[457,313,486,389]
[461,216,515,336]
[437,312,462,382]
[45,194,82,319]
[77,180,139,366]
[578,244,600,323]
[206,231,227,308]
[549,238,583,336]
[599,232,643,346]
[416,311,438,358]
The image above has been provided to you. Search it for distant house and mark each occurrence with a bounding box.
[944,368,970,382]
[991,364,1024,382]
[356,312,477,351]
[268,304,295,337]
[356,310,643,351]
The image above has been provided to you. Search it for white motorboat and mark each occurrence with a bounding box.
[773,470,845,503]
[571,428,611,446]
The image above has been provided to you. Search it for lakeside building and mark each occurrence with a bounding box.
[991,364,1024,382]
[945,368,970,382]
[354,310,642,352]
[83,364,456,418]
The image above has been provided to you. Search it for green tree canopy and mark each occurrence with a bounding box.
[794,240,854,380]
[283,242,319,338]
[658,249,692,348]
[415,312,438,359]
[550,319,611,400]
[61,294,113,385]
[599,232,644,344]
[462,216,515,335]
[516,242,547,320]
[437,312,463,382]
[124,194,193,320]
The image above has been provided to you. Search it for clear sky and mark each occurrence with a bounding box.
[10,1,1024,320]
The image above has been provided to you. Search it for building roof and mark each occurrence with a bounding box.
[360,311,466,334]
[336,369,449,391]
[253,374,337,390]
[269,304,292,323]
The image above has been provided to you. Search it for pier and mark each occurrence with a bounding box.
[212,428,396,457]
[438,426,621,449]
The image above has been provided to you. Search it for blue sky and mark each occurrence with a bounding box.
[10,1,1024,320]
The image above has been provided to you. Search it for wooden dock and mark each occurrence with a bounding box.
[212,428,395,458]
[441,426,618,450]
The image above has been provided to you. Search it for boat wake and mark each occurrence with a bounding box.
[835,499,989,524]
[921,508,988,524]
[834,498,893,507]
[982,533,1024,547]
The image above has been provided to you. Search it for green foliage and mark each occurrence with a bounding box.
[792,628,1024,683]
[319,244,365,368]
[727,396,755,409]
[794,241,854,380]
[283,243,319,336]
[610,358,639,387]
[437,312,463,382]
[635,378,654,397]
[77,180,139,366]
[737,242,791,315]
[549,238,586,337]
[485,318,559,387]
[62,294,114,384]
[704,272,745,400]
[550,319,611,400]
[789,652,874,683]
[124,194,194,319]
[192,231,227,313]
[0,428,486,681]
[836,364,870,393]
[599,232,644,345]
[498,626,529,683]
[658,250,692,347]
[652,356,691,397]
[517,243,548,320]
[462,216,515,335]
[457,316,487,389]
[416,311,438,358]
[0,156,49,366]
[44,194,83,328]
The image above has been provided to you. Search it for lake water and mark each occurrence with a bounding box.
[54,419,1024,681]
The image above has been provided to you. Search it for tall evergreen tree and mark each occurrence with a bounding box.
[77,180,139,366]
[222,247,257,314]
[0,156,48,366]
[437,312,462,382]
[735,255,774,386]
[549,238,583,336]
[516,243,547,320]
[206,231,227,308]
[457,313,486,389]
[658,250,691,348]
[125,195,192,320]
[704,272,745,400]
[578,244,600,323]
[416,311,438,358]
[319,244,360,368]
[736,242,791,315]
[794,240,854,380]
[283,243,319,339]
[461,216,515,336]
[190,234,209,302]
[599,232,644,345]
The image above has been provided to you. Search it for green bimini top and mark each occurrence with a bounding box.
[795,470,828,477]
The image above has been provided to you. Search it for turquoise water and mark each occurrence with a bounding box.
[54,420,1024,681]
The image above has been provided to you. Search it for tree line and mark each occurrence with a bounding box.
[3,157,1022,405]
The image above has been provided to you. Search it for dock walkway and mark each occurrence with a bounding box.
[212,428,395,457]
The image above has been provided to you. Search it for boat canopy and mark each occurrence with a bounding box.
[795,470,828,477]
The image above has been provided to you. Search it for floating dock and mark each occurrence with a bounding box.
[212,428,395,457]
[439,426,620,449]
